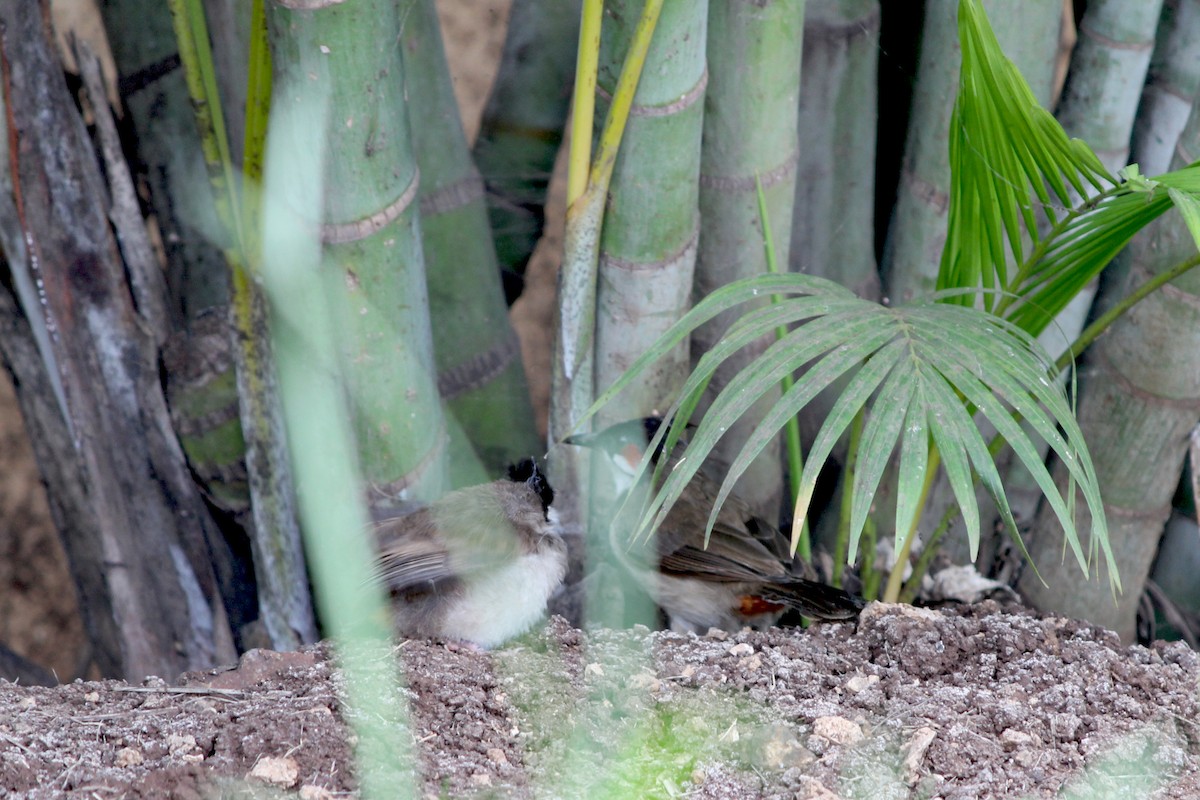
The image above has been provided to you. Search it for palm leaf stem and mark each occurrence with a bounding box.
[1055,252,1200,374]
[899,499,961,604]
[883,446,941,602]
[833,405,865,587]
[990,183,1124,319]
[758,176,811,560]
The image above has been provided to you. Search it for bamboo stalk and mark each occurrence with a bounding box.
[588,0,708,628]
[593,0,706,428]
[1019,99,1200,643]
[472,0,579,302]
[793,0,881,301]
[266,0,454,501]
[549,0,663,523]
[404,0,539,478]
[692,0,806,519]
[1132,0,1200,176]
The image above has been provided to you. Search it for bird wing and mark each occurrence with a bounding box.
[649,469,793,581]
[372,484,530,592]
[372,508,457,591]
[655,517,790,582]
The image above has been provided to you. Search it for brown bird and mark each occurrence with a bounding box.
[372,458,568,648]
[567,417,864,633]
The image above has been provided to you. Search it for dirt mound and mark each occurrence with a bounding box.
[0,603,1197,798]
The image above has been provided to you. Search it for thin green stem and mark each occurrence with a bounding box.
[833,406,866,587]
[993,182,1128,317]
[567,0,602,207]
[1054,252,1200,374]
[167,0,244,250]
[859,516,880,601]
[756,176,810,560]
[589,1,663,192]
[243,0,271,190]
[882,445,941,603]
[899,499,959,604]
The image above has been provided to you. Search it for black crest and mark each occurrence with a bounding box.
[507,458,555,516]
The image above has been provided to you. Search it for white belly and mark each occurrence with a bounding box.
[440,549,566,648]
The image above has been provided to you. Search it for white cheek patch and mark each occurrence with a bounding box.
[440,548,567,649]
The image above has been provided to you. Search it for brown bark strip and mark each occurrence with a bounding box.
[0,4,235,680]
[74,38,170,346]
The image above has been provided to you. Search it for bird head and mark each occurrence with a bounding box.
[506,457,555,521]
[563,416,684,495]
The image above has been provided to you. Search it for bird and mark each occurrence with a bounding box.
[566,417,864,633]
[371,458,568,648]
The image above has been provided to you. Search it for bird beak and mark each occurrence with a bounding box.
[561,431,600,448]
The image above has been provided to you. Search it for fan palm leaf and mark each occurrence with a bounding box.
[940,0,1200,339]
[576,273,1117,593]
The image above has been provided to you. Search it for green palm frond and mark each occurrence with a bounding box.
[576,274,1117,593]
[940,0,1200,337]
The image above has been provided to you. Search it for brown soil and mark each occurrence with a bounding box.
[0,369,87,682]
[1,604,1198,798]
[5,2,1200,799]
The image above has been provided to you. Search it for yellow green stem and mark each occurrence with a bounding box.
[882,444,941,603]
[1054,252,1200,374]
[588,1,663,193]
[833,406,865,587]
[167,0,244,250]
[755,176,810,560]
[567,0,603,208]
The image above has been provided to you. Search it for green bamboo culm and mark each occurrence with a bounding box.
[167,0,317,649]
[692,0,806,520]
[593,0,706,429]
[589,0,708,629]
[473,0,579,301]
[403,0,539,479]
[549,0,663,520]
[266,0,463,502]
